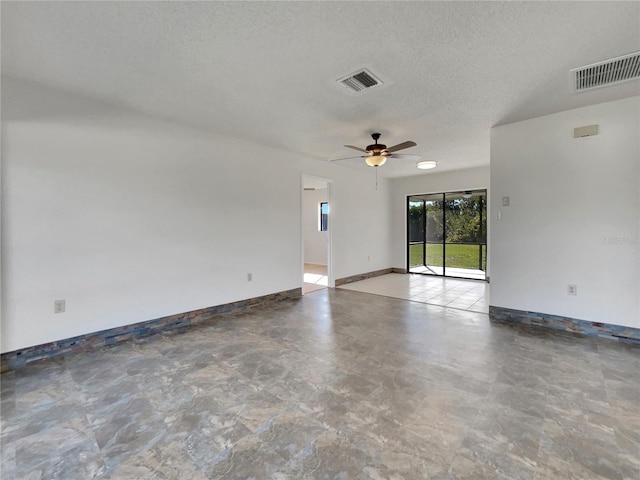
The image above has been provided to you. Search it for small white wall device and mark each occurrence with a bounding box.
[573,124,599,138]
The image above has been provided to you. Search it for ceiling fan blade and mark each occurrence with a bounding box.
[385,141,417,153]
[387,153,422,161]
[344,145,368,153]
[327,155,366,162]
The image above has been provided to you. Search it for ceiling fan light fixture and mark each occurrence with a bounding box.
[366,155,387,167]
[416,160,437,170]
[331,133,418,169]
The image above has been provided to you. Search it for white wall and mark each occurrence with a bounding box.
[1,78,393,352]
[389,166,490,270]
[303,188,328,265]
[491,96,640,328]
[299,162,393,281]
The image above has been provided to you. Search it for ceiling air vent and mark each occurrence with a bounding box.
[338,68,383,93]
[572,51,640,93]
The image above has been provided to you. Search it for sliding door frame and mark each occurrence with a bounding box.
[406,189,487,281]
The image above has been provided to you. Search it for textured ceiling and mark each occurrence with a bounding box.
[2,1,639,178]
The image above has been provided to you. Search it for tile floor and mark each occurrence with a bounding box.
[408,266,486,281]
[303,263,328,294]
[1,287,639,479]
[339,273,489,314]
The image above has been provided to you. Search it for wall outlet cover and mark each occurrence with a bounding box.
[54,299,66,313]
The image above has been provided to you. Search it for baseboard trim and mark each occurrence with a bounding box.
[335,268,394,286]
[1,287,302,373]
[489,305,640,344]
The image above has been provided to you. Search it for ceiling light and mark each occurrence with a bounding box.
[416,160,437,170]
[366,155,387,167]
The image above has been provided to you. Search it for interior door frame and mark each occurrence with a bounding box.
[301,174,334,292]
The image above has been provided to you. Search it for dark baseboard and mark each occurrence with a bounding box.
[489,305,640,344]
[335,268,394,286]
[1,287,302,373]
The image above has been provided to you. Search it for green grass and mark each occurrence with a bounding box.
[409,243,486,271]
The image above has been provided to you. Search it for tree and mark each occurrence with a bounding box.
[409,196,486,245]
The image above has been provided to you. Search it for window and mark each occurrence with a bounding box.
[319,202,329,231]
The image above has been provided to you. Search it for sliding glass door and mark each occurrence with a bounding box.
[408,194,444,275]
[407,190,487,280]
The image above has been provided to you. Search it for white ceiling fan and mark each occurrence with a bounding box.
[328,133,420,167]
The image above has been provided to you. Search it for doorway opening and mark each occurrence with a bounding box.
[407,189,487,281]
[302,176,333,293]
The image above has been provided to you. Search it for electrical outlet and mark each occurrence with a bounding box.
[54,299,65,313]
[247,273,252,282]
[567,284,577,296]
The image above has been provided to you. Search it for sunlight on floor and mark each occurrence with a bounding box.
[303,273,328,286]
[338,273,489,313]
[304,263,328,294]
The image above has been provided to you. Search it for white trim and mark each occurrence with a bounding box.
[301,174,334,292]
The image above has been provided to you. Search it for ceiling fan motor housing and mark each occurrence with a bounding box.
[366,133,386,153]
[366,143,387,153]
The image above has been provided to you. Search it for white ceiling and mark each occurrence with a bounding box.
[2,1,639,178]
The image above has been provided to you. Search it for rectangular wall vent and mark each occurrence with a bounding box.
[338,69,383,93]
[572,51,640,93]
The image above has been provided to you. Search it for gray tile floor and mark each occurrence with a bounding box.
[1,287,639,479]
